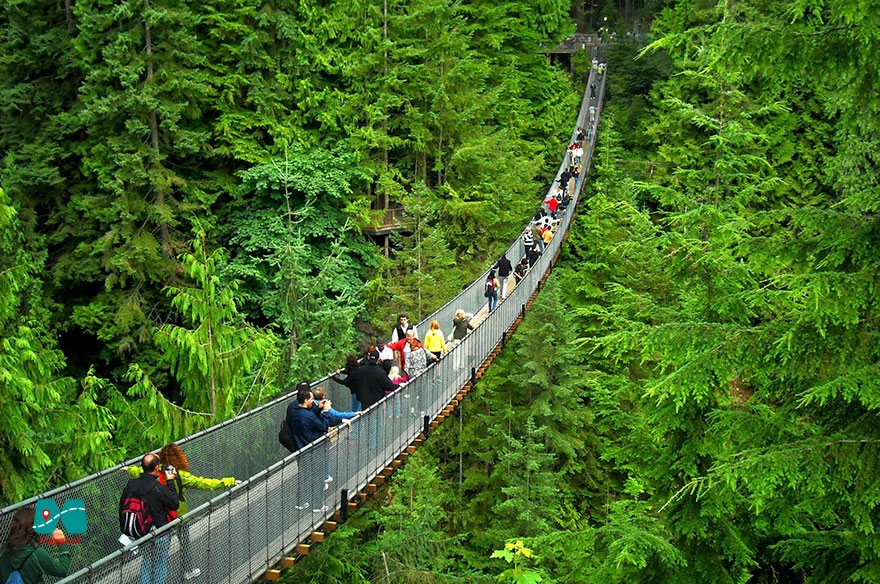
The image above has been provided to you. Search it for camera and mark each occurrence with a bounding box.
[163,465,176,476]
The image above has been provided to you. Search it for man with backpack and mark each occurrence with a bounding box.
[119,453,179,584]
[485,270,500,312]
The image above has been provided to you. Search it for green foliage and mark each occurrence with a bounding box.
[0,189,117,505]
[491,540,545,584]
[53,0,221,367]
[365,452,464,580]
[221,149,377,381]
[0,0,585,517]
[491,418,561,537]
[554,1,880,581]
[284,452,474,583]
[0,0,78,221]
[156,231,280,418]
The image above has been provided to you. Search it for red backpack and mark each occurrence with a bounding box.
[120,475,178,538]
[120,492,153,538]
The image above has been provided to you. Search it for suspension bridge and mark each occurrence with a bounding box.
[0,62,607,584]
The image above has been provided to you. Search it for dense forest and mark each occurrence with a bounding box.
[3,0,880,582]
[0,0,579,503]
[283,1,880,583]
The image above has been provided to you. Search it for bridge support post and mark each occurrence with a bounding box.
[340,489,349,522]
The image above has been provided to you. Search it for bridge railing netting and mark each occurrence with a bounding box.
[0,64,607,584]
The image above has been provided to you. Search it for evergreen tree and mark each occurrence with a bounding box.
[563,1,880,580]
[56,0,219,366]
[0,0,79,229]
[491,418,561,538]
[155,230,280,418]
[221,149,378,380]
[0,188,116,505]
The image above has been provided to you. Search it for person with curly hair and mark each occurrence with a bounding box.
[0,508,71,584]
[127,444,240,580]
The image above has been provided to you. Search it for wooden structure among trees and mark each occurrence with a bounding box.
[542,33,602,72]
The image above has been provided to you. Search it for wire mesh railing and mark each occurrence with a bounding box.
[0,64,607,584]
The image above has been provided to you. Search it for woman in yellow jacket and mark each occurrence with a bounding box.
[126,443,240,580]
[423,320,448,360]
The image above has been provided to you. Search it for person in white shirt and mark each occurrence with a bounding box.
[390,314,418,343]
[375,339,395,373]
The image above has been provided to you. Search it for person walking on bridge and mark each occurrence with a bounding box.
[531,221,545,253]
[288,386,336,450]
[287,386,335,513]
[390,314,417,343]
[375,339,395,374]
[332,354,397,410]
[522,225,534,258]
[485,270,500,312]
[404,335,438,379]
[332,354,397,454]
[310,386,355,489]
[494,254,513,299]
[423,320,448,360]
[125,444,240,581]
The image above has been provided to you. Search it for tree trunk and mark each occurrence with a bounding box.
[65,0,73,30]
[143,0,172,257]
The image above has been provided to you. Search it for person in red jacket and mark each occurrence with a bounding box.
[386,330,422,374]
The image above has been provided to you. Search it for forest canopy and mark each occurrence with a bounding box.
[0,0,578,504]
[287,1,880,583]
[5,0,880,582]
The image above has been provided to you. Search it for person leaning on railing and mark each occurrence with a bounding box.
[125,444,240,581]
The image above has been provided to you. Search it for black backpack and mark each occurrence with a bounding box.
[279,408,296,452]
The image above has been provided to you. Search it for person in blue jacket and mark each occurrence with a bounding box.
[287,385,336,513]
[288,386,332,451]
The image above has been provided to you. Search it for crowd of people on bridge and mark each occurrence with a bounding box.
[284,98,594,464]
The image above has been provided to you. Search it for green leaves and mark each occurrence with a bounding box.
[492,540,545,584]
[0,0,586,522]
[222,149,376,381]
[560,1,880,580]
[0,188,117,505]
[156,231,280,419]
